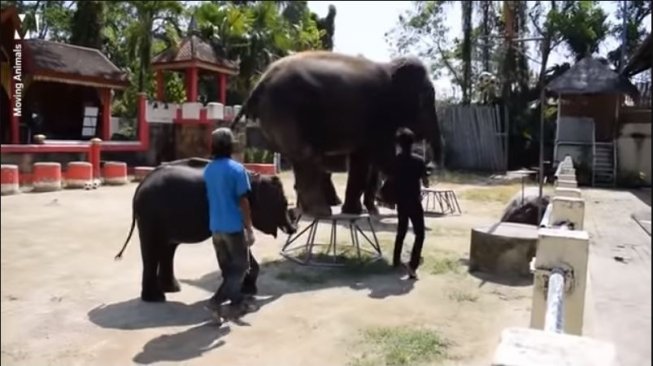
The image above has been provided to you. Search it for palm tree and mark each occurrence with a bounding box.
[125,1,183,93]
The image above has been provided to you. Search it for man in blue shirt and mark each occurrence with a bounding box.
[204,127,256,320]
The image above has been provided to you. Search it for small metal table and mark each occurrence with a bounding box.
[421,189,462,215]
[281,213,383,267]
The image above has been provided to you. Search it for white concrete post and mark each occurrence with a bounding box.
[492,327,616,366]
[554,187,582,199]
[530,229,590,335]
[550,196,585,230]
[556,179,578,188]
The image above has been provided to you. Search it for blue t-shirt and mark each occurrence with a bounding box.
[204,158,251,234]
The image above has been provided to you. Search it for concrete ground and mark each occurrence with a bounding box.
[1,172,536,366]
[582,187,652,366]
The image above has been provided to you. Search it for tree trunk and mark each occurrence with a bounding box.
[462,1,473,105]
[481,0,491,72]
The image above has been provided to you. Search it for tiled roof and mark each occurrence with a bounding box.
[25,39,128,86]
[151,35,239,73]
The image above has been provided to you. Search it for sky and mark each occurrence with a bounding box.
[307,1,652,98]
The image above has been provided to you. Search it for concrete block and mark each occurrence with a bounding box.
[558,173,576,181]
[554,187,582,199]
[556,179,577,188]
[181,102,202,120]
[206,102,224,120]
[469,222,539,276]
[492,327,616,366]
[146,101,176,123]
[530,229,589,335]
[550,196,585,230]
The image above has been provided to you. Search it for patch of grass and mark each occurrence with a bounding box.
[427,256,462,275]
[459,185,520,203]
[349,326,449,366]
[275,269,329,285]
[448,290,479,302]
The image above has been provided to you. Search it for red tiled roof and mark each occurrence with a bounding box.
[151,35,239,74]
[25,39,128,88]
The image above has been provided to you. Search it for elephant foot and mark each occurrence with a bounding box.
[365,204,380,216]
[159,278,181,293]
[341,200,363,215]
[141,289,166,302]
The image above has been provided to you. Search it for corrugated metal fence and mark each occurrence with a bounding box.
[439,104,508,172]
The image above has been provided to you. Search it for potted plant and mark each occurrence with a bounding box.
[243,147,277,175]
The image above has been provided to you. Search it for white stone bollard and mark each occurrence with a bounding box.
[492,327,615,366]
[558,173,576,181]
[530,229,589,335]
[554,187,582,199]
[550,196,585,230]
[556,179,578,189]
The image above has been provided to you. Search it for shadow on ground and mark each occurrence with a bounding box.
[132,322,230,364]
[87,256,414,363]
[630,188,651,208]
[457,258,534,287]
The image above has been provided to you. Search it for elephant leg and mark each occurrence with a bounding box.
[139,224,166,302]
[363,166,380,215]
[322,172,341,206]
[158,242,181,293]
[292,160,331,217]
[341,151,369,215]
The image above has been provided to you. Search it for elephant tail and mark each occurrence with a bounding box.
[114,211,136,261]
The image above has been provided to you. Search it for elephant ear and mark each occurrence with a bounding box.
[389,57,429,115]
[390,57,428,93]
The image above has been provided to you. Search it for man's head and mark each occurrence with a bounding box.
[211,127,235,159]
[396,127,415,153]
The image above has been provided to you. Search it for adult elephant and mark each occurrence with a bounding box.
[114,158,297,302]
[230,51,442,217]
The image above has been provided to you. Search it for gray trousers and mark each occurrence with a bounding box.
[211,232,249,306]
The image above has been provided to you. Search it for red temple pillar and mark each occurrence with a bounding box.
[100,88,112,141]
[156,70,165,101]
[218,73,227,105]
[137,93,149,149]
[185,67,198,102]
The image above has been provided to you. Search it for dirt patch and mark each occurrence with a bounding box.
[1,171,533,366]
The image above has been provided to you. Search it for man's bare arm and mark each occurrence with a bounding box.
[239,196,253,230]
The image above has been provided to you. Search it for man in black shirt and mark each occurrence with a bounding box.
[392,127,429,279]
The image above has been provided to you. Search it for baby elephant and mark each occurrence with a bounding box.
[115,158,297,302]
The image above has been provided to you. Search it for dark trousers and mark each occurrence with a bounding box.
[393,201,425,270]
[211,232,257,306]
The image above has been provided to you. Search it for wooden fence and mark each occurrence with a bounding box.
[439,104,508,172]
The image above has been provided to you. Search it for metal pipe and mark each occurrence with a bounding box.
[537,88,546,224]
[544,267,566,333]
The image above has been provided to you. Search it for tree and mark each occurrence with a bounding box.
[607,0,651,70]
[461,1,473,104]
[70,1,104,49]
[385,1,503,103]
[549,1,609,61]
[124,1,183,93]
[195,1,323,101]
[3,0,73,41]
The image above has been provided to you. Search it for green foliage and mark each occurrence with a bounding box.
[548,1,610,61]
[244,147,274,163]
[70,1,104,49]
[606,0,652,70]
